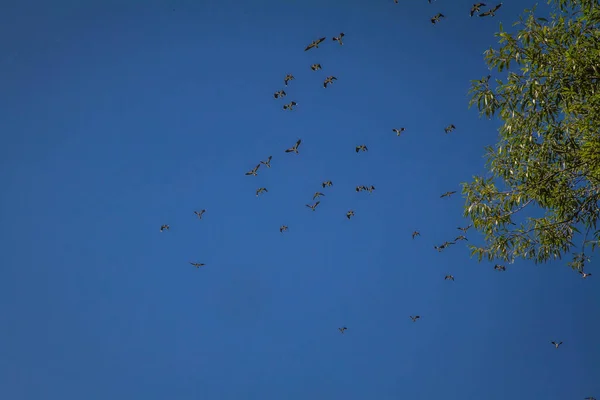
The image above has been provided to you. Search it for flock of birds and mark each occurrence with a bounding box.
[157,2,595,398]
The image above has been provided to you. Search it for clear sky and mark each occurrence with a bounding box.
[0,0,598,399]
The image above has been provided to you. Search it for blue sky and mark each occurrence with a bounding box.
[1,0,598,399]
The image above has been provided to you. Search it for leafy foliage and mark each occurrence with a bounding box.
[463,0,600,270]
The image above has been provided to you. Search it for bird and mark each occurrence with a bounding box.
[494,264,506,271]
[313,192,325,200]
[284,74,295,86]
[366,185,376,193]
[304,37,326,51]
[306,201,321,211]
[283,101,298,110]
[431,13,445,24]
[356,185,366,192]
[434,241,456,252]
[256,187,268,197]
[285,139,302,154]
[339,327,347,334]
[245,164,261,176]
[440,191,457,198]
[194,210,206,219]
[580,271,592,279]
[479,2,502,17]
[160,224,169,232]
[332,32,345,45]
[392,128,405,136]
[454,235,468,241]
[311,63,322,71]
[457,224,472,233]
[346,210,355,219]
[322,180,333,188]
[280,225,288,233]
[551,341,563,349]
[584,397,596,400]
[190,262,205,268]
[445,275,455,281]
[260,156,272,168]
[273,89,286,99]
[410,315,420,322]
[444,124,456,133]
[323,76,337,88]
[355,144,368,153]
[470,2,486,16]
[412,231,420,239]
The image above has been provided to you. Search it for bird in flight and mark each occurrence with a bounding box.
[260,156,272,168]
[454,235,468,242]
[356,185,366,192]
[412,231,420,239]
[494,264,506,271]
[355,144,368,153]
[313,192,325,200]
[190,262,205,268]
[285,139,302,154]
[311,63,322,71]
[444,124,456,133]
[256,187,268,197]
[339,326,347,334]
[332,32,345,45]
[306,201,321,211]
[323,76,338,88]
[366,185,376,193]
[283,101,297,110]
[160,224,169,232]
[346,210,355,219]
[457,224,472,233]
[284,74,295,86]
[551,341,563,349]
[440,191,457,198]
[479,2,502,17]
[273,89,286,99]
[434,241,455,252]
[580,271,592,279]
[280,225,288,233]
[470,3,486,16]
[445,275,455,281]
[305,37,326,51]
[245,164,261,176]
[410,315,421,322]
[194,210,206,219]
[431,13,445,24]
[322,180,333,188]
[392,128,406,136]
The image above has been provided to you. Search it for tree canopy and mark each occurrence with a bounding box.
[463,0,600,271]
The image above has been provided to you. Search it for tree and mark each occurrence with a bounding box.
[463,0,600,271]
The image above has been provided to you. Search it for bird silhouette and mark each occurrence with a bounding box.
[285,139,302,154]
[304,37,326,51]
[194,210,206,219]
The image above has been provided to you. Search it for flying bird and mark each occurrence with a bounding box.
[479,2,502,17]
[355,144,368,153]
[160,224,169,232]
[458,224,472,233]
[440,191,457,198]
[311,63,322,71]
[284,74,295,86]
[551,341,563,349]
[245,164,261,176]
[580,271,592,279]
[412,231,420,239]
[366,185,376,193]
[322,180,333,188]
[392,128,406,136]
[273,89,286,99]
[332,32,345,45]
[494,264,506,271]
[434,241,456,252]
[454,235,468,242]
[283,101,298,110]
[356,185,366,192]
[323,76,338,88]
[470,3,486,16]
[304,37,326,51]
[410,315,421,322]
[313,192,325,200]
[280,225,288,233]
[444,124,456,133]
[306,201,321,211]
[194,210,206,219]
[260,156,272,168]
[256,187,268,197]
[445,275,455,281]
[346,210,355,219]
[431,13,445,24]
[190,262,205,268]
[339,327,347,334]
[285,139,302,154]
